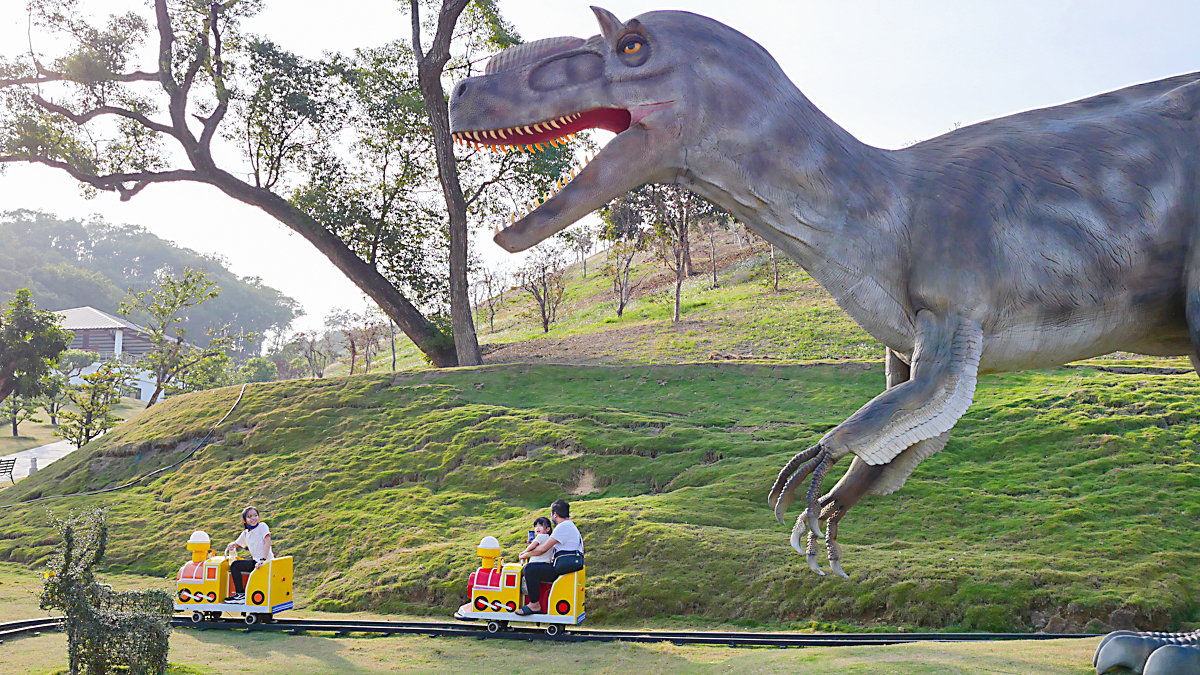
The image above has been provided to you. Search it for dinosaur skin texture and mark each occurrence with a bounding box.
[449,7,1200,577]
[1094,629,1200,675]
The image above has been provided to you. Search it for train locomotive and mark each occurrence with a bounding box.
[454,536,585,635]
[174,531,294,625]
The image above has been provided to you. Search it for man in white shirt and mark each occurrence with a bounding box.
[516,499,584,615]
[224,506,273,602]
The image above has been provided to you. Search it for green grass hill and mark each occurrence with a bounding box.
[2,232,1198,633]
[3,362,1198,632]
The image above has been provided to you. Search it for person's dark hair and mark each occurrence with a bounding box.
[533,516,552,531]
[241,506,259,528]
[550,499,570,519]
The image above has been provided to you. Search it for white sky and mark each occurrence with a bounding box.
[1,0,1198,331]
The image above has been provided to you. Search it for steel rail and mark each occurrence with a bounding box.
[168,616,1100,647]
[0,617,62,640]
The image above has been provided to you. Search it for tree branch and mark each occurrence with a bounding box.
[0,155,201,200]
[32,94,174,135]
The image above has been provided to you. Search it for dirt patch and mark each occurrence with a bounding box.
[570,469,600,496]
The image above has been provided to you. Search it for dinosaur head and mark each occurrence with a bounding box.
[450,7,786,252]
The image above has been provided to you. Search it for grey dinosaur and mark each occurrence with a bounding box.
[448,7,1200,577]
[1095,629,1200,674]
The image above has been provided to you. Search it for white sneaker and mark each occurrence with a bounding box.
[229,593,245,603]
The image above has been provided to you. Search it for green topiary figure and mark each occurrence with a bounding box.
[39,508,173,675]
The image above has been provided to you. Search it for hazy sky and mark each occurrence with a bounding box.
[1,0,1198,331]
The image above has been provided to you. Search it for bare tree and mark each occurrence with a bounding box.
[599,196,646,317]
[556,224,598,277]
[295,331,333,378]
[696,215,731,288]
[516,246,568,333]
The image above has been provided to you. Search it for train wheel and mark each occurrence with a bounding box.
[545,624,560,637]
[486,620,501,634]
[191,610,205,624]
[244,613,259,626]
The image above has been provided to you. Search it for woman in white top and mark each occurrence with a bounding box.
[516,499,584,615]
[224,506,273,602]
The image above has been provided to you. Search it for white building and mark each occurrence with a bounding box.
[55,307,159,401]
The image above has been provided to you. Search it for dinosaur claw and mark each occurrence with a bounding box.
[830,560,849,579]
[773,493,792,525]
[806,507,823,539]
[806,552,825,576]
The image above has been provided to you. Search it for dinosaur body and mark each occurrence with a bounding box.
[448,7,1200,576]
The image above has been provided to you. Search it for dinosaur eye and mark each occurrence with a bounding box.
[617,36,649,66]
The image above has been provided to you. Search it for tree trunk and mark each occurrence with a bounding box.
[147,383,165,407]
[204,170,457,367]
[682,223,694,276]
[414,0,481,367]
[10,415,16,437]
[390,321,397,371]
[771,245,780,291]
[709,234,718,288]
[673,265,683,323]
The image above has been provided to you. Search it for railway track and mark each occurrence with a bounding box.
[0,616,1100,648]
[167,616,1101,648]
[0,617,62,641]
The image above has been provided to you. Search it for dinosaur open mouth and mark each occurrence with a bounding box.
[452,107,633,233]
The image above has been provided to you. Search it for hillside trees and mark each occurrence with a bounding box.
[0,289,70,404]
[58,362,125,447]
[516,246,568,333]
[44,349,99,424]
[0,211,302,353]
[2,395,42,437]
[0,0,583,369]
[599,197,647,318]
[614,185,728,323]
[294,331,335,378]
[557,225,598,278]
[119,267,244,406]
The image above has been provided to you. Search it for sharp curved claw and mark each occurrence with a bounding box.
[768,444,822,507]
[830,560,849,579]
[806,552,825,576]
[806,507,823,539]
[790,510,808,553]
[773,491,794,525]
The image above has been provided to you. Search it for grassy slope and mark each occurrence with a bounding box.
[0,397,146,455]
[2,361,1197,632]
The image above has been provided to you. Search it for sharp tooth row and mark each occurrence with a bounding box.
[452,112,583,151]
[491,152,597,235]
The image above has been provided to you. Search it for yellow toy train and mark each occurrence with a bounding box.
[454,536,585,635]
[173,531,294,625]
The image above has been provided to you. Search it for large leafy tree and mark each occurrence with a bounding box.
[0,0,583,368]
[0,288,70,404]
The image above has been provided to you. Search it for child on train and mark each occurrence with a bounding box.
[224,505,273,603]
[519,517,554,565]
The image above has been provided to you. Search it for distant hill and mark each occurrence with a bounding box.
[0,209,301,352]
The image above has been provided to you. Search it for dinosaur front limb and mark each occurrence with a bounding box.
[770,312,982,574]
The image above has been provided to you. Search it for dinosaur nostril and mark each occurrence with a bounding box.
[454,81,468,98]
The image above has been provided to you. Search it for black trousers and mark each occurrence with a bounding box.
[524,559,584,606]
[230,559,256,593]
[523,562,557,605]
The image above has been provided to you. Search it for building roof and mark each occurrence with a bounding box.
[55,306,148,333]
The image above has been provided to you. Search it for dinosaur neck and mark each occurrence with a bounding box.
[682,89,913,347]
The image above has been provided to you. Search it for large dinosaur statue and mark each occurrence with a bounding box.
[448,7,1200,578]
